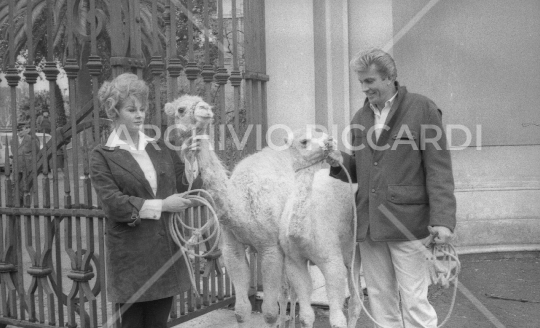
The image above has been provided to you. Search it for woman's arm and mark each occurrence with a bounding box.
[90,148,145,224]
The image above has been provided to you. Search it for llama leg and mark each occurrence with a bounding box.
[346,244,362,328]
[259,247,285,327]
[221,229,252,327]
[289,287,298,328]
[285,257,315,328]
[278,278,290,327]
[319,258,348,328]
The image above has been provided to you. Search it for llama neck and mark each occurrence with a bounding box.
[290,166,319,219]
[287,165,321,242]
[193,133,231,221]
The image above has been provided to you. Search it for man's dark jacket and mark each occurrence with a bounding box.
[331,84,456,242]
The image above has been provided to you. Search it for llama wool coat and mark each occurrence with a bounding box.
[90,138,191,303]
[331,84,456,242]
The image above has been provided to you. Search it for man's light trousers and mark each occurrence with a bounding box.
[360,235,438,328]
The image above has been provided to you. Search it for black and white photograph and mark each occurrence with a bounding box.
[0,0,538,327]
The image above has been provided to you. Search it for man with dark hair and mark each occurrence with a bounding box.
[328,48,456,327]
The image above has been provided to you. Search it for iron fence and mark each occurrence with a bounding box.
[0,0,268,326]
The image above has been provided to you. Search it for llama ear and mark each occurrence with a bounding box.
[105,98,115,111]
[164,103,175,116]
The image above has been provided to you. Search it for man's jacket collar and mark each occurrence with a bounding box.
[361,82,409,151]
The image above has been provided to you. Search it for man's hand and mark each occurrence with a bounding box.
[428,226,454,244]
[326,150,343,167]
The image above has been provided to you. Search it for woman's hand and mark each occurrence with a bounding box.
[162,194,193,212]
[180,135,204,163]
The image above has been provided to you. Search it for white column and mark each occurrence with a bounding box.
[265,0,316,146]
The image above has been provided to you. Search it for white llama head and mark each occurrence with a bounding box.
[164,95,214,139]
[285,129,340,171]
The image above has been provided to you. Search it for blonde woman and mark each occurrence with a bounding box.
[91,73,196,327]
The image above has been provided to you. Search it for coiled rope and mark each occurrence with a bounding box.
[168,187,222,298]
[339,162,460,328]
[169,128,222,299]
[425,239,460,327]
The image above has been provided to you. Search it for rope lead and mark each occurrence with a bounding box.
[168,188,222,299]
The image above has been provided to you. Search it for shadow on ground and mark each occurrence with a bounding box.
[176,251,540,328]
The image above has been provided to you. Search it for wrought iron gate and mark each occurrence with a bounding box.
[0,0,268,326]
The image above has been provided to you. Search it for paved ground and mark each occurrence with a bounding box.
[176,252,540,328]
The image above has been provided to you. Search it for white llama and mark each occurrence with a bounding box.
[281,159,362,327]
[164,95,362,328]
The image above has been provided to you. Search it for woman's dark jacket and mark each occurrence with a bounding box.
[90,138,191,303]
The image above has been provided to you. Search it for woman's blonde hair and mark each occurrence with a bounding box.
[98,73,149,120]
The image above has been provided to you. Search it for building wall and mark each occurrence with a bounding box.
[390,0,540,253]
[452,146,540,253]
[312,0,350,141]
[347,0,394,115]
[392,0,540,146]
[265,0,316,146]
